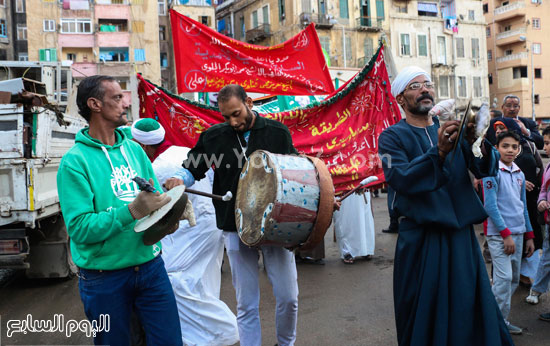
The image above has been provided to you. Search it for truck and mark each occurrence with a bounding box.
[0,61,86,278]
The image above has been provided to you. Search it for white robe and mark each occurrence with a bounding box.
[334,192,375,258]
[153,146,239,346]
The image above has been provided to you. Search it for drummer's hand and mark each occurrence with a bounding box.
[333,199,342,211]
[164,178,184,190]
[438,120,459,158]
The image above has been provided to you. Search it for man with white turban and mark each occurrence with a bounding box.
[131,118,239,346]
[378,67,514,345]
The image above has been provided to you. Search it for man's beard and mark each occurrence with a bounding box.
[235,108,254,133]
[406,93,434,116]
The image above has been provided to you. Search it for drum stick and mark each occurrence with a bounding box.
[338,176,378,203]
[185,188,233,201]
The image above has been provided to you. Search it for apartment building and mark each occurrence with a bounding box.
[389,0,489,109]
[215,0,389,70]
[0,0,27,61]
[485,0,549,120]
[26,0,160,112]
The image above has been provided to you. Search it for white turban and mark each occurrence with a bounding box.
[391,66,431,97]
[131,118,166,145]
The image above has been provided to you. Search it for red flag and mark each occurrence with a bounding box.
[138,45,401,193]
[170,10,334,95]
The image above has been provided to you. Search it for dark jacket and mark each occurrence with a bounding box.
[517,116,544,149]
[184,114,297,232]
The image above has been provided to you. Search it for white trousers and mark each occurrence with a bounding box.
[223,232,299,346]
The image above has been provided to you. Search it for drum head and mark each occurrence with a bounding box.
[235,151,277,246]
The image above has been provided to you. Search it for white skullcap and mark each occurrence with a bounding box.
[391,66,431,97]
[131,118,165,145]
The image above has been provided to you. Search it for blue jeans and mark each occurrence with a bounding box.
[79,256,182,346]
[532,225,550,294]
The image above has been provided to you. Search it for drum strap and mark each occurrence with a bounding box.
[236,133,249,161]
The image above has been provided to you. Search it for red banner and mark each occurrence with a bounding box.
[170,10,334,95]
[138,46,401,192]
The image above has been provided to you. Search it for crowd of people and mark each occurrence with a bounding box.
[55,72,550,346]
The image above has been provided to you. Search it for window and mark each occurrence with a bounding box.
[417,34,427,57]
[418,2,438,17]
[39,48,57,62]
[489,73,493,85]
[16,0,25,12]
[456,37,465,58]
[488,50,492,61]
[532,0,539,3]
[18,53,28,61]
[504,25,511,31]
[158,0,166,15]
[340,0,349,19]
[200,16,210,26]
[535,94,540,104]
[483,4,488,13]
[134,49,145,62]
[397,5,408,13]
[535,68,542,78]
[160,52,168,68]
[364,37,373,60]
[458,76,467,98]
[0,19,6,38]
[400,33,410,56]
[533,18,540,29]
[44,20,56,32]
[61,18,92,34]
[279,0,285,21]
[505,49,513,56]
[486,27,491,37]
[98,19,128,32]
[533,43,541,54]
[99,47,129,62]
[437,36,446,64]
[345,34,352,62]
[439,76,449,98]
[240,16,245,39]
[471,38,480,59]
[252,10,258,28]
[319,36,331,64]
[513,66,528,79]
[67,53,76,62]
[473,77,482,97]
[376,0,385,20]
[468,10,475,21]
[159,26,166,41]
[17,24,27,40]
[262,5,269,24]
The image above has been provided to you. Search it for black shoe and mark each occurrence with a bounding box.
[382,228,398,234]
[539,312,550,322]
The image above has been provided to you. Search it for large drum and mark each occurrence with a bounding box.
[235,150,334,248]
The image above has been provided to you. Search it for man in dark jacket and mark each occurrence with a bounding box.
[165,84,298,346]
[502,95,543,149]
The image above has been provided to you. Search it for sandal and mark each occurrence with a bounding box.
[526,289,542,305]
[343,254,354,264]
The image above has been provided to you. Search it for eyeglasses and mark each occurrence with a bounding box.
[503,104,520,109]
[404,81,435,92]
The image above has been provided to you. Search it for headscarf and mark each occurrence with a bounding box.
[485,117,526,145]
[131,118,165,145]
[391,66,431,97]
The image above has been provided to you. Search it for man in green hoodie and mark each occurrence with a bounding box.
[57,75,182,345]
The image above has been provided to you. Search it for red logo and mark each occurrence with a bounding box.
[184,70,207,92]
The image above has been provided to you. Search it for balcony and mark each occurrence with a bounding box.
[356,17,384,31]
[496,52,528,69]
[95,4,130,20]
[97,62,132,77]
[97,32,130,47]
[495,27,526,46]
[58,34,94,48]
[245,24,271,43]
[71,63,97,78]
[494,2,526,22]
[299,13,334,29]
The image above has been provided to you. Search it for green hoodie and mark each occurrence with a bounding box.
[57,128,163,270]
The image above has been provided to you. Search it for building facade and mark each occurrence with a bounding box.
[215,0,389,70]
[389,0,489,109]
[485,0,549,120]
[0,0,27,61]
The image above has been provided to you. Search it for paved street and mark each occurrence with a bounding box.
[1,194,550,345]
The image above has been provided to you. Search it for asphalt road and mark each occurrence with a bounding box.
[1,194,550,345]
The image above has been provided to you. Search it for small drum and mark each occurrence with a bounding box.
[235,150,334,248]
